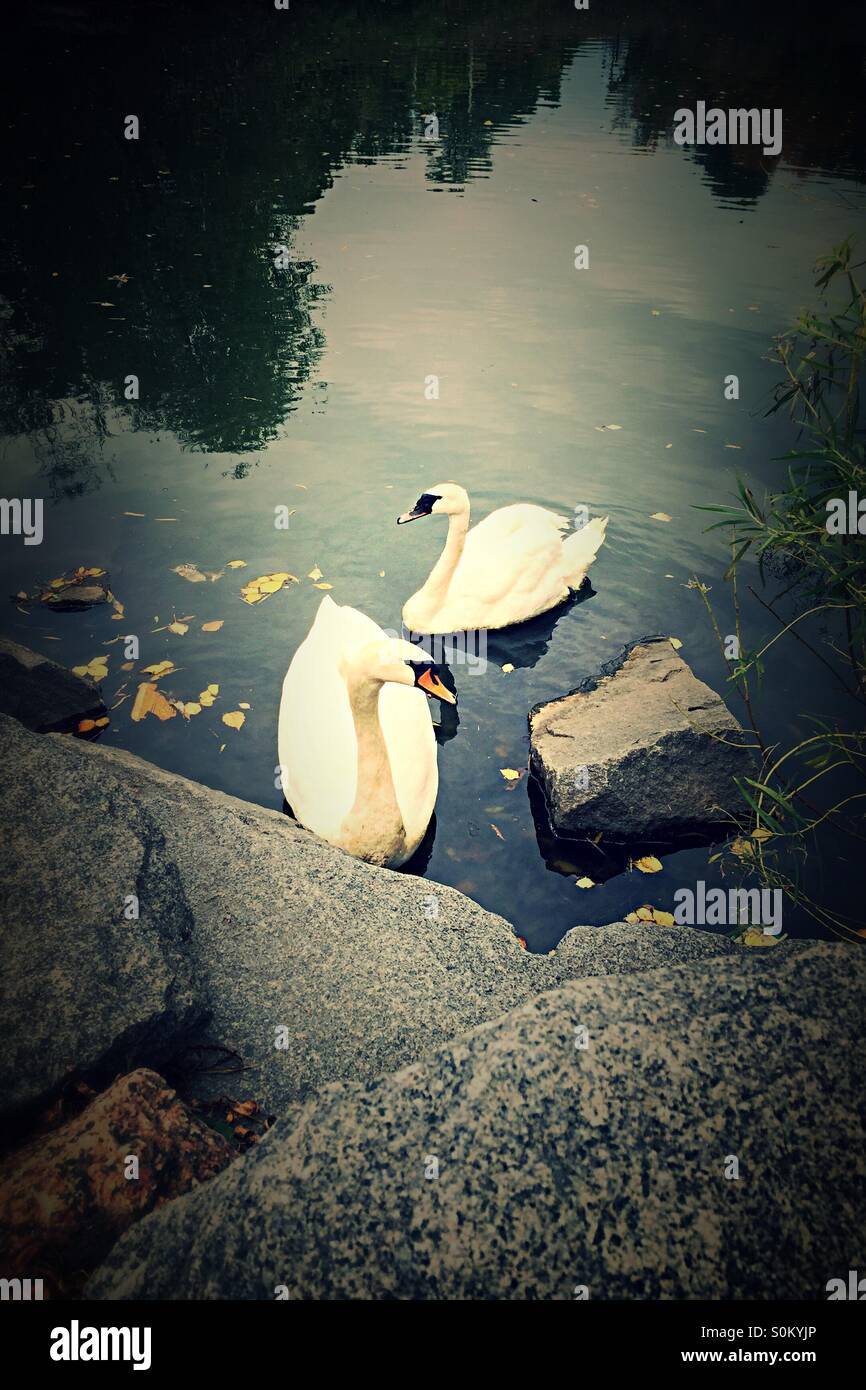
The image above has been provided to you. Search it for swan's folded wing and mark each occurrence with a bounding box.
[449,504,570,617]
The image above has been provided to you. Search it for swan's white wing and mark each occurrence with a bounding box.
[441,504,570,628]
[278,595,437,858]
[277,596,362,839]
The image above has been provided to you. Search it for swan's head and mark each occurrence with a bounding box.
[397,481,469,524]
[344,637,457,704]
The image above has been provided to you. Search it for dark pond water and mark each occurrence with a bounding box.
[2,1,865,950]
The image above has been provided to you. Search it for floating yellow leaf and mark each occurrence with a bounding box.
[307,565,323,581]
[634,855,663,873]
[176,701,202,719]
[653,910,675,926]
[625,911,640,923]
[636,906,654,921]
[72,656,109,682]
[501,663,515,673]
[131,682,176,722]
[751,827,773,842]
[201,620,224,632]
[499,768,522,781]
[226,560,247,570]
[650,512,673,522]
[730,836,753,859]
[222,710,246,730]
[240,572,299,605]
[669,637,683,650]
[120,661,134,672]
[238,702,251,710]
[576,876,595,889]
[141,660,176,679]
[313,581,333,590]
[168,621,189,636]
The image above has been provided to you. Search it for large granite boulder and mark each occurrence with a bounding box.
[0,714,738,1121]
[0,1069,233,1296]
[0,637,106,732]
[87,941,866,1300]
[0,719,206,1121]
[529,636,752,840]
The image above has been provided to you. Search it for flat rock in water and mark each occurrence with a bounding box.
[529,636,752,840]
[0,638,106,732]
[86,942,866,1300]
[0,1068,233,1295]
[0,713,739,1120]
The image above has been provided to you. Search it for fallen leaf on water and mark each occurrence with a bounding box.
[307,565,323,581]
[576,876,596,889]
[501,663,515,673]
[499,768,523,781]
[173,563,208,584]
[751,828,773,842]
[222,710,245,730]
[378,570,385,578]
[76,716,109,733]
[201,620,224,632]
[131,682,176,722]
[313,581,333,590]
[729,836,754,859]
[669,637,683,650]
[650,512,673,522]
[226,560,247,570]
[141,660,176,679]
[175,701,202,719]
[238,702,251,710]
[168,621,189,636]
[72,656,109,682]
[490,823,505,841]
[120,661,134,671]
[240,572,299,605]
[635,906,654,921]
[634,855,663,874]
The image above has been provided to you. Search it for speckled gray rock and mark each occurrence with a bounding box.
[0,637,105,732]
[87,941,866,1301]
[0,717,205,1121]
[0,714,738,1119]
[529,636,752,840]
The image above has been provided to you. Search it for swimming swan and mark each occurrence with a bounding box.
[397,482,608,633]
[278,595,455,868]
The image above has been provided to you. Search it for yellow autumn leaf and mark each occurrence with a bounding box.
[168,621,189,635]
[72,656,109,681]
[314,582,333,590]
[669,637,683,650]
[201,620,224,632]
[730,836,754,858]
[131,682,176,723]
[650,511,673,522]
[240,572,299,605]
[222,710,246,730]
[501,663,515,673]
[141,660,176,679]
[634,855,663,873]
[238,702,251,710]
[741,927,778,948]
[653,910,675,926]
[207,683,219,695]
[226,560,247,570]
[625,911,640,923]
[636,906,653,921]
[499,768,522,781]
[575,876,595,889]
[751,828,773,842]
[307,565,323,581]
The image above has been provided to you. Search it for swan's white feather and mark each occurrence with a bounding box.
[278,596,437,864]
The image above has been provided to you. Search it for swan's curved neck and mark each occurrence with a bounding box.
[414,508,469,623]
[340,678,406,865]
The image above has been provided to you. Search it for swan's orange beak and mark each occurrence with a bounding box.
[417,668,456,704]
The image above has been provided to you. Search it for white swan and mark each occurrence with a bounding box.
[397,482,608,634]
[278,595,455,868]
